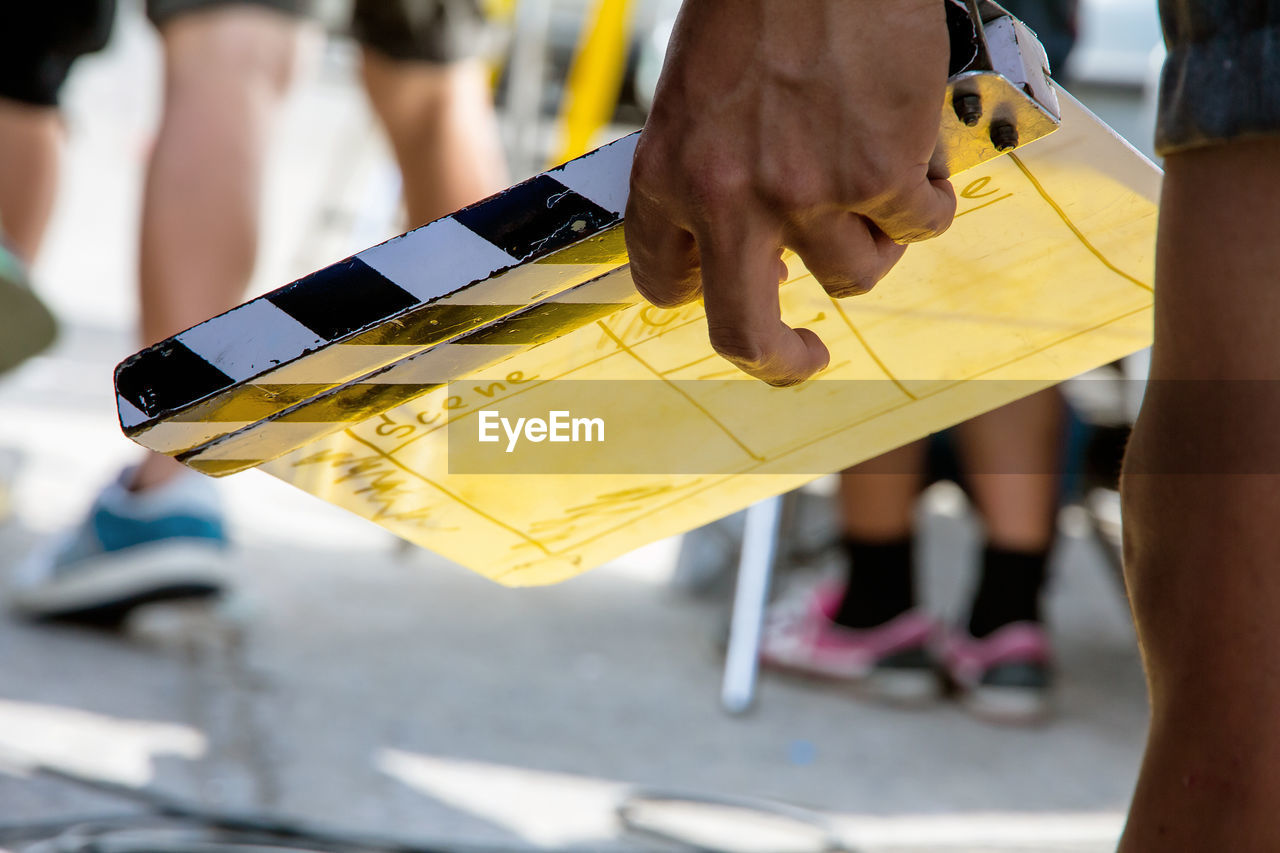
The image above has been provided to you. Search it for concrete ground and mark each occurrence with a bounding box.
[1,8,1155,852]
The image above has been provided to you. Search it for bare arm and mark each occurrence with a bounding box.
[1120,3,1280,850]
[1120,138,1280,852]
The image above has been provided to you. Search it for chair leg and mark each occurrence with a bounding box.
[721,495,785,715]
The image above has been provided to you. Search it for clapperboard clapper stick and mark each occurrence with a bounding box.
[114,4,1161,585]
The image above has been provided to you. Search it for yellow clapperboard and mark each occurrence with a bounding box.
[113,5,1160,586]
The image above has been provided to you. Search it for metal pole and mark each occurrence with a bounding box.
[505,0,554,176]
[721,495,783,715]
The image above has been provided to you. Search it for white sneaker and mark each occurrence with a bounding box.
[9,469,228,625]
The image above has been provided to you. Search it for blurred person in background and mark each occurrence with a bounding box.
[761,390,1065,724]
[0,180,58,380]
[759,0,1078,725]
[1,0,506,624]
[0,3,77,379]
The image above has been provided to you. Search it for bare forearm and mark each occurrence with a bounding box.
[1120,139,1280,851]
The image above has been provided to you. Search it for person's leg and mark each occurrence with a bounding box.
[0,99,61,263]
[9,2,303,624]
[954,389,1063,637]
[0,1,112,376]
[1120,140,1280,851]
[355,0,506,229]
[941,390,1061,721]
[760,440,936,699]
[130,4,301,491]
[0,98,62,374]
[834,441,927,628]
[0,0,114,260]
[839,442,927,541]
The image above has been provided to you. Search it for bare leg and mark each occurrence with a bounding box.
[0,98,61,262]
[130,8,300,491]
[830,441,928,628]
[955,389,1063,552]
[1120,140,1280,851]
[360,52,507,229]
[839,440,927,541]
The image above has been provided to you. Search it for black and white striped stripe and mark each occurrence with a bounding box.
[114,133,639,460]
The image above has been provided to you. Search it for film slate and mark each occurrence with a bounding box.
[113,87,1159,586]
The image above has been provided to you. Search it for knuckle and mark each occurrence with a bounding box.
[804,251,886,298]
[762,180,821,213]
[632,268,698,309]
[931,201,957,234]
[845,151,920,207]
[691,175,743,210]
[851,167,899,206]
[910,205,956,241]
[682,158,750,211]
[756,162,823,211]
[639,285,695,309]
[707,324,771,371]
[629,146,667,197]
[897,208,952,242]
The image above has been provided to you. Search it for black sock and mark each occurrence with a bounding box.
[966,546,1049,638]
[832,537,915,629]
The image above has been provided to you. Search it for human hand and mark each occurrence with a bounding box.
[626,0,956,386]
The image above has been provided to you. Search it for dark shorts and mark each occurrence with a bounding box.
[0,0,486,108]
[352,0,487,64]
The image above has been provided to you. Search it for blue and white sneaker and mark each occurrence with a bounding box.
[9,469,228,625]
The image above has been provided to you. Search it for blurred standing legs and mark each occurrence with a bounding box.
[955,391,1063,555]
[0,0,88,375]
[7,2,304,623]
[9,0,511,623]
[763,389,1063,722]
[0,99,61,264]
[0,100,61,375]
[130,6,301,491]
[361,52,506,228]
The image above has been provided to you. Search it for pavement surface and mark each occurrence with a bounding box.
[1,8,1156,852]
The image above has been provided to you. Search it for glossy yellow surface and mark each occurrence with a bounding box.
[264,94,1160,585]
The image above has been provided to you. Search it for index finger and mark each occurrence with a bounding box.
[696,218,830,387]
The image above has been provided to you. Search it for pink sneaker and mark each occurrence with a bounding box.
[759,582,941,705]
[941,622,1054,724]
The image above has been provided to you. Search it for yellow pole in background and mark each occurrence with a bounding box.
[483,0,519,87]
[482,0,517,20]
[549,0,634,167]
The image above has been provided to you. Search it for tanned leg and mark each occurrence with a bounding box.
[130,7,300,491]
[0,98,62,262]
[360,52,506,229]
[955,389,1063,552]
[839,441,928,541]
